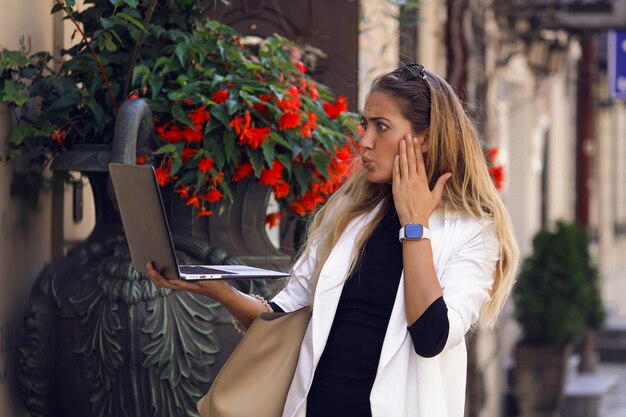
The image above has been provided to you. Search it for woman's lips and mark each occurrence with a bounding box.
[361,157,372,168]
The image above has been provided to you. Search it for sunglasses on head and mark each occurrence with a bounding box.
[398,64,428,81]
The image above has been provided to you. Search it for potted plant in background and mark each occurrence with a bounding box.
[512,220,605,417]
[1,1,358,416]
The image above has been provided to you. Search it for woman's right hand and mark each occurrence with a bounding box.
[146,262,231,300]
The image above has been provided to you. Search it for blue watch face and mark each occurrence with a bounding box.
[405,224,424,239]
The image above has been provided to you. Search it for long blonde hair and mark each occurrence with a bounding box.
[298,67,519,328]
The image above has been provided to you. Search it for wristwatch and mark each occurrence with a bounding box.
[399,224,431,242]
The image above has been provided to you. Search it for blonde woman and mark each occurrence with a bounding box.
[147,64,519,417]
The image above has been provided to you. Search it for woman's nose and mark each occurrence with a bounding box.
[360,129,374,149]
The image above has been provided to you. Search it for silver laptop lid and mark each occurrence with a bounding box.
[109,163,181,279]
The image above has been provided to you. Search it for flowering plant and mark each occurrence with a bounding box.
[0,0,359,219]
[483,146,505,191]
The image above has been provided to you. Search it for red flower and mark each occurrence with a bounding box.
[309,85,319,101]
[198,158,214,173]
[278,111,301,131]
[257,75,264,82]
[295,61,307,73]
[189,106,211,125]
[182,125,203,143]
[212,90,229,104]
[265,212,284,229]
[210,172,225,186]
[181,147,198,162]
[272,180,291,200]
[136,155,148,165]
[233,161,254,182]
[254,94,271,114]
[277,86,302,112]
[157,125,184,143]
[155,168,172,186]
[128,92,139,99]
[229,112,270,148]
[323,96,348,120]
[184,98,194,106]
[51,128,66,145]
[300,112,319,138]
[203,189,223,203]
[488,165,505,191]
[197,208,213,218]
[186,195,201,208]
[226,82,235,87]
[260,161,285,186]
[174,184,190,199]
[290,191,325,217]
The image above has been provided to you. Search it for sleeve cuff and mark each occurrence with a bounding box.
[269,301,285,313]
[407,296,450,358]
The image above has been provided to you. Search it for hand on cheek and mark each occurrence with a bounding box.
[392,134,452,227]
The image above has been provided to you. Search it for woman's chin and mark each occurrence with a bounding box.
[365,170,392,184]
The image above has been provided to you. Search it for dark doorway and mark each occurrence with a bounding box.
[207,0,359,109]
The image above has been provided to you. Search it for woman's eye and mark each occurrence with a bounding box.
[377,123,388,132]
[359,119,367,130]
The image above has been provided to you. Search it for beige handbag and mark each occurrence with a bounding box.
[198,306,312,417]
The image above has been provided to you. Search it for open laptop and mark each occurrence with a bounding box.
[109,163,290,281]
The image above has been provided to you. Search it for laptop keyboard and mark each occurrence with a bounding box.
[179,265,235,275]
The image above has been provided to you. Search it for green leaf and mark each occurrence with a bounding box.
[276,154,293,174]
[172,103,195,129]
[212,143,226,170]
[51,3,64,14]
[224,130,237,164]
[115,12,145,31]
[42,91,82,114]
[301,138,316,159]
[175,43,186,66]
[261,141,275,166]
[225,98,239,115]
[132,64,150,86]
[311,150,331,179]
[8,124,40,146]
[170,157,183,177]
[121,0,139,7]
[100,17,114,29]
[247,149,264,176]
[210,105,230,127]
[86,97,106,131]
[149,77,163,99]
[1,80,29,106]
[293,163,310,192]
[153,144,177,155]
[269,132,292,150]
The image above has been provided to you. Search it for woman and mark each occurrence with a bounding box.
[147,64,519,417]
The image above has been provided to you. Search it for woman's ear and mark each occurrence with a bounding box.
[419,129,430,153]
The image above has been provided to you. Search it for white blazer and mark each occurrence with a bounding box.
[272,204,500,417]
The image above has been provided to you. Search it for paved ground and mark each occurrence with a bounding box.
[599,363,626,417]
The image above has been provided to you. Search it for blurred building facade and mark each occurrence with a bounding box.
[1,1,626,417]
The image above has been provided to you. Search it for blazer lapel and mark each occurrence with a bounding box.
[310,204,383,365]
[376,209,447,371]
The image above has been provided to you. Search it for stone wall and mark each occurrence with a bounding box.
[0,1,58,415]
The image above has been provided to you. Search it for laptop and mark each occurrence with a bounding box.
[109,163,290,281]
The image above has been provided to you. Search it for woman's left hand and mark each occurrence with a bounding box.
[392,135,452,227]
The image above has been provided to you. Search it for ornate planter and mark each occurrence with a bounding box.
[513,342,573,417]
[17,99,280,417]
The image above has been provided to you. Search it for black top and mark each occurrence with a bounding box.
[270,201,449,417]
